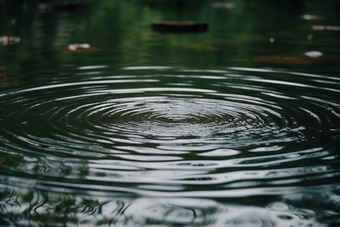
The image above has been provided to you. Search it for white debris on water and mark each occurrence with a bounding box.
[304,51,323,58]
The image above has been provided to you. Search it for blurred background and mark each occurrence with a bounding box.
[1,0,340,76]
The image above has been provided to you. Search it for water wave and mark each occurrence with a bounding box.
[1,187,339,226]
[0,66,339,196]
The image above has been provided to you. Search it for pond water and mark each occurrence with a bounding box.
[1,0,340,226]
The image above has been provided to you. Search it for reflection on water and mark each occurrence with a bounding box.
[1,188,340,226]
[1,0,340,226]
[1,66,339,225]
[0,190,340,227]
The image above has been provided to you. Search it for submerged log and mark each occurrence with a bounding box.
[152,21,208,33]
[252,52,340,65]
[211,2,236,9]
[37,2,86,11]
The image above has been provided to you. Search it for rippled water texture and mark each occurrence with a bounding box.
[1,0,340,226]
[1,66,340,225]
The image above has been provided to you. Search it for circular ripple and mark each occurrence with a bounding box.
[0,66,339,195]
[1,86,304,152]
[77,97,289,138]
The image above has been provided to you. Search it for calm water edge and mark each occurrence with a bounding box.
[1,0,340,226]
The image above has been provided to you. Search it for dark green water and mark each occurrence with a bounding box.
[1,0,340,226]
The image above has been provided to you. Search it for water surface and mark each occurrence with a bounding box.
[1,0,340,226]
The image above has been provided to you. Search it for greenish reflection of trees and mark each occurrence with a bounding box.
[1,0,340,71]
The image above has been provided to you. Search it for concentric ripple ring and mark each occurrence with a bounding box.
[0,66,339,196]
